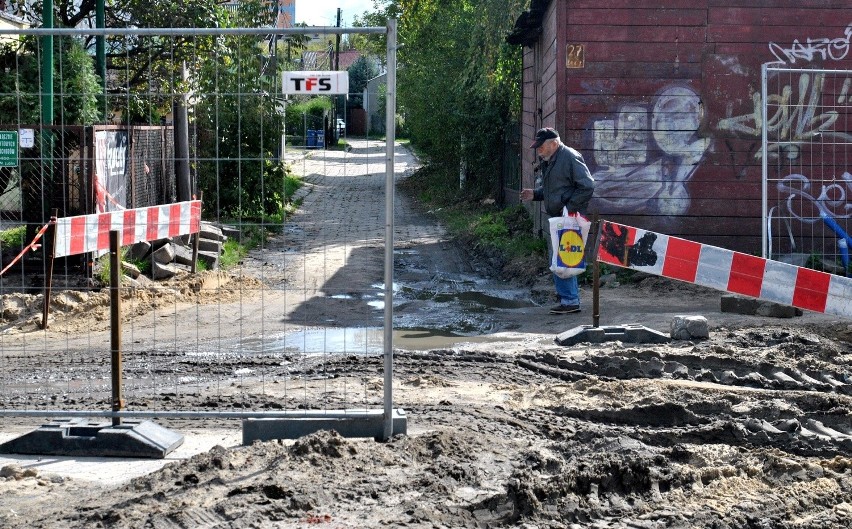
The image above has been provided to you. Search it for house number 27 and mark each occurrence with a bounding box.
[566,44,584,68]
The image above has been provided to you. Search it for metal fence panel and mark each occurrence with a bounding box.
[0,25,397,438]
[763,66,852,277]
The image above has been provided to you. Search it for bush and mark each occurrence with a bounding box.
[399,164,547,281]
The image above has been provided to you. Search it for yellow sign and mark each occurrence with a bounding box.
[558,229,584,267]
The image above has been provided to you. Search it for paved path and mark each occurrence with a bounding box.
[238,137,449,331]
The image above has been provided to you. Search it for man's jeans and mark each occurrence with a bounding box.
[554,273,580,306]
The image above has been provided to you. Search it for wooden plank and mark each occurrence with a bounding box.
[564,77,702,97]
[582,42,712,63]
[712,42,787,56]
[568,0,709,8]
[568,25,708,43]
[567,8,707,26]
[708,24,851,44]
[709,7,850,26]
[574,62,702,79]
[708,0,852,8]
[591,212,763,240]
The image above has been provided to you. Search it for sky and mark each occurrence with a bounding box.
[296,0,377,28]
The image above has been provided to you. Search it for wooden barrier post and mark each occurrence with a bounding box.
[41,209,59,330]
[593,261,600,328]
[588,213,602,329]
[109,230,124,426]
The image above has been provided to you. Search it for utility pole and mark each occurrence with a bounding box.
[96,0,106,99]
[335,8,341,71]
[332,8,342,145]
[41,0,53,126]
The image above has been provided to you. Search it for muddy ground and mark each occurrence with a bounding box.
[0,140,851,528]
[2,292,851,529]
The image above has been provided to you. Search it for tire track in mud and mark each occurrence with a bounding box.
[516,327,852,459]
[397,343,852,528]
[8,339,852,529]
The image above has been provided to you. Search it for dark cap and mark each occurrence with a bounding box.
[530,127,559,148]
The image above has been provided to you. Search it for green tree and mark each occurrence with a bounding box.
[406,0,523,189]
[284,97,332,141]
[351,1,400,63]
[192,0,289,219]
[0,36,100,124]
[14,0,229,124]
[360,0,525,198]
[347,55,380,108]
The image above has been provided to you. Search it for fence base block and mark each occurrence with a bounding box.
[0,418,184,459]
[242,409,407,444]
[555,324,671,346]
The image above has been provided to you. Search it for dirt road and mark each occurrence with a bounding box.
[1,139,851,528]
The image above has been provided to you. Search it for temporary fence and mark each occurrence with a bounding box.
[762,66,852,277]
[0,22,400,443]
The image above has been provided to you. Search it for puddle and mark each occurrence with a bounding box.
[242,327,386,356]
[395,276,534,311]
[234,326,532,355]
[428,290,533,309]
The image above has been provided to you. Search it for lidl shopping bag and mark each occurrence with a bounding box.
[548,209,591,278]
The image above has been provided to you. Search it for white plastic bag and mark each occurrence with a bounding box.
[548,208,591,278]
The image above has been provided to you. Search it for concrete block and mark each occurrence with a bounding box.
[0,418,183,458]
[152,242,176,264]
[555,324,670,346]
[128,241,151,261]
[242,409,407,443]
[670,315,709,340]
[197,250,220,270]
[173,244,195,266]
[220,224,241,239]
[720,295,801,318]
[121,261,141,279]
[200,222,226,242]
[152,260,177,280]
[198,238,222,254]
[174,234,192,246]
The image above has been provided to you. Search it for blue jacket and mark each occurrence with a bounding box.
[533,144,595,217]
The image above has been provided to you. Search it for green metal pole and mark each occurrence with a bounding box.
[96,0,106,119]
[41,0,53,125]
[38,0,55,246]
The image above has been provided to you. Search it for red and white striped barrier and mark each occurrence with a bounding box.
[54,200,202,258]
[597,221,852,318]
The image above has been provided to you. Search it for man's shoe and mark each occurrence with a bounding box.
[549,304,580,314]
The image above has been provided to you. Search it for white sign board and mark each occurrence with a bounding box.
[19,129,35,148]
[282,71,349,95]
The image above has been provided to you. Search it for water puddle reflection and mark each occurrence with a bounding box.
[237,326,530,356]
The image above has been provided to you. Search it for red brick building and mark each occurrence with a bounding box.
[508,0,852,257]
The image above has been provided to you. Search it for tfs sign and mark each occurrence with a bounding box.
[283,71,349,95]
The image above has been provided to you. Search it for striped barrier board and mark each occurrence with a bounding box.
[54,200,202,258]
[597,221,852,319]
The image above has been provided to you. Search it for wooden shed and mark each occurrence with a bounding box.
[508,0,852,262]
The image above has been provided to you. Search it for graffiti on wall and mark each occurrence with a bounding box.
[590,86,710,216]
[774,171,852,267]
[777,171,852,223]
[768,23,852,65]
[717,72,852,161]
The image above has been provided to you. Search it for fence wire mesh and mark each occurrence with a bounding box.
[0,26,395,430]
[764,67,852,277]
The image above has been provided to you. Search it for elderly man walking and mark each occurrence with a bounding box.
[520,127,596,314]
